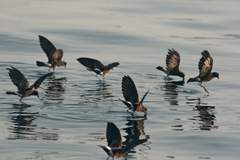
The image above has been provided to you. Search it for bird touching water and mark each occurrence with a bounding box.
[77,57,119,77]
[156,49,185,80]
[98,122,128,159]
[187,50,219,94]
[36,35,66,70]
[6,66,53,103]
[120,75,149,116]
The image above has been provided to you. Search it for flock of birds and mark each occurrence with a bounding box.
[5,35,219,159]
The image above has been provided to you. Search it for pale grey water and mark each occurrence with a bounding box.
[0,0,240,160]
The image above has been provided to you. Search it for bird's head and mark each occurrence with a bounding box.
[212,72,219,79]
[31,90,39,98]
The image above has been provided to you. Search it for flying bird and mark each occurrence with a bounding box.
[6,66,53,103]
[36,35,66,70]
[156,49,185,80]
[120,75,149,115]
[98,122,128,159]
[77,57,119,77]
[187,50,219,93]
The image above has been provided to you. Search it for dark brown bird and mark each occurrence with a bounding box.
[156,49,185,80]
[98,122,128,159]
[6,66,53,103]
[36,35,66,70]
[120,75,149,114]
[77,57,119,77]
[187,50,219,93]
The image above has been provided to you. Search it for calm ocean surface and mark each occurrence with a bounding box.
[0,0,240,159]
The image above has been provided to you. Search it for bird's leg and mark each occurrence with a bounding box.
[102,74,105,80]
[19,97,23,103]
[94,74,102,80]
[19,98,27,105]
[198,83,209,95]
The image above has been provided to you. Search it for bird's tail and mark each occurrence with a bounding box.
[119,98,132,110]
[36,61,49,67]
[156,66,167,74]
[6,91,18,95]
[187,77,200,83]
[98,145,112,156]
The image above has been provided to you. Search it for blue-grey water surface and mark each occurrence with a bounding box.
[0,0,240,160]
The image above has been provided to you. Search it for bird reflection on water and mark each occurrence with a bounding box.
[187,97,217,131]
[162,80,184,106]
[44,75,66,103]
[123,117,150,153]
[80,80,114,103]
[8,103,59,140]
[8,103,37,140]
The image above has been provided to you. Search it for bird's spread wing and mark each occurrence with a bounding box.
[198,50,213,79]
[31,72,53,89]
[39,35,57,63]
[166,49,180,71]
[7,67,29,94]
[139,90,149,104]
[122,76,139,111]
[107,122,122,147]
[106,62,120,70]
[77,57,105,74]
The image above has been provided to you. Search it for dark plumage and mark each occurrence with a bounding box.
[187,50,219,93]
[98,122,128,158]
[36,35,66,70]
[6,66,53,103]
[123,119,149,150]
[120,75,149,114]
[77,57,119,77]
[156,49,185,80]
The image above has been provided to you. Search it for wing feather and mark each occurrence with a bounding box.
[106,62,120,70]
[31,72,53,89]
[107,122,122,147]
[166,49,180,71]
[7,67,29,94]
[39,35,57,63]
[198,50,213,79]
[77,57,105,74]
[122,76,139,111]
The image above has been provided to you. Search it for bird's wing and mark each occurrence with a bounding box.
[106,122,122,147]
[122,75,139,111]
[30,72,53,89]
[198,50,213,79]
[7,67,29,94]
[39,35,57,63]
[139,90,149,104]
[106,62,120,70]
[166,49,180,71]
[77,57,105,74]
